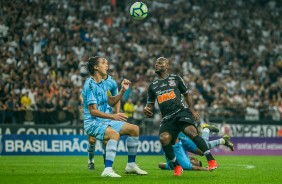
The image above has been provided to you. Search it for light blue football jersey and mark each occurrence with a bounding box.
[82,77,109,130]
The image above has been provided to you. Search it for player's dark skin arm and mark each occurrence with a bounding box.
[143,103,154,117]
[183,92,200,122]
[88,104,128,122]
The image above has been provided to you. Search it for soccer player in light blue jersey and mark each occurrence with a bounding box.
[158,124,234,171]
[86,72,120,170]
[82,56,147,177]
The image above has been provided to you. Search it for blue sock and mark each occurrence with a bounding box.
[105,140,118,168]
[126,136,139,163]
[87,143,95,163]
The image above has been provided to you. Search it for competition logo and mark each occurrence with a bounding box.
[157,91,176,103]
[168,80,176,86]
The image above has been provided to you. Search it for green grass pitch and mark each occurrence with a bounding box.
[1,155,282,184]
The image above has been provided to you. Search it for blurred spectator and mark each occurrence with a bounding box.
[67,95,79,125]
[133,101,144,126]
[277,126,282,137]
[0,0,281,126]
[124,98,134,123]
[45,97,56,124]
[245,103,260,121]
[56,99,69,124]
[20,92,32,110]
[220,121,232,136]
[0,101,7,123]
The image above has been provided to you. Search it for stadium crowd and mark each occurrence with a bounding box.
[0,0,281,126]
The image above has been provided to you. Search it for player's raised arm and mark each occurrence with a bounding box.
[108,79,131,107]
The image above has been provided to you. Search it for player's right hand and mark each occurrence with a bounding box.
[143,106,153,117]
[121,79,131,92]
[112,113,128,122]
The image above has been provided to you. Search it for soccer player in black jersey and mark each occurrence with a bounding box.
[144,57,218,176]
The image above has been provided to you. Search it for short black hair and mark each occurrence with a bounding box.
[87,56,101,75]
[157,57,169,64]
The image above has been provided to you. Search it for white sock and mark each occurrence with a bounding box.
[127,162,136,167]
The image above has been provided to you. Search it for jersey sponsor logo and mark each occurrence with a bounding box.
[160,83,167,87]
[157,91,176,103]
[168,80,176,86]
[153,80,159,84]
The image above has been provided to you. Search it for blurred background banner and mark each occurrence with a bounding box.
[210,137,282,156]
[0,125,85,135]
[1,134,281,156]
[0,135,162,156]
[1,123,281,137]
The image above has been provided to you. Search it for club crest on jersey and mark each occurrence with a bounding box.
[168,80,176,86]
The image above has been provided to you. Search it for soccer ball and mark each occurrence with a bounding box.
[130,2,148,21]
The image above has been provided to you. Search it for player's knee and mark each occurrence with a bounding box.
[128,124,139,136]
[110,131,120,140]
[184,126,197,138]
[88,136,96,144]
[107,129,120,140]
[160,133,172,145]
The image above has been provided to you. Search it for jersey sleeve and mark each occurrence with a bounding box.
[84,81,97,105]
[177,75,189,94]
[147,83,156,104]
[110,80,119,96]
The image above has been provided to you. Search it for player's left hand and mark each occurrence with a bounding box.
[121,79,131,92]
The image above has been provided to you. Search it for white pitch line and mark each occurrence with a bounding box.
[221,164,256,169]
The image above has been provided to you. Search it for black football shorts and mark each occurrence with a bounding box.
[159,108,196,143]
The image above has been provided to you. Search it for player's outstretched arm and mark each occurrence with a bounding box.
[108,79,131,107]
